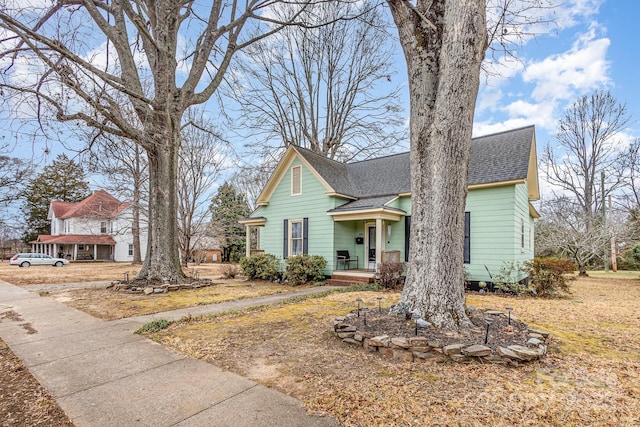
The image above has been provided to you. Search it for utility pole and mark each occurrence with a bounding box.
[609,195,617,272]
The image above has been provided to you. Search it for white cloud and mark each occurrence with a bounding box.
[523,26,611,102]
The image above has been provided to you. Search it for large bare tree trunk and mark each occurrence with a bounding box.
[387,0,487,330]
[139,117,183,280]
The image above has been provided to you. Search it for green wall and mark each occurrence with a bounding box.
[252,152,536,280]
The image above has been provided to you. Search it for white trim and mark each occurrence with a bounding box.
[289,218,304,257]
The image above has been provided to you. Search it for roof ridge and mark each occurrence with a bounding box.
[472,124,535,139]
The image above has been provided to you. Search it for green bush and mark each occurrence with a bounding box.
[377,262,405,290]
[527,257,576,297]
[284,254,327,286]
[493,261,529,295]
[239,253,281,281]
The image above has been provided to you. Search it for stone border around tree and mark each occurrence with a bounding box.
[108,279,214,294]
[333,313,549,365]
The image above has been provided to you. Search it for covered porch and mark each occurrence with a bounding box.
[328,202,406,275]
[31,235,116,261]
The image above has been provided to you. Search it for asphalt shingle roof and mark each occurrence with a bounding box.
[295,125,534,202]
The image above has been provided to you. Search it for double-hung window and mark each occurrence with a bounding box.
[290,220,303,256]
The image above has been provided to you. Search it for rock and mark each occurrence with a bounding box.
[334,316,346,322]
[485,310,503,315]
[463,344,492,357]
[449,354,470,362]
[443,343,465,355]
[412,351,435,360]
[369,335,391,347]
[409,337,428,346]
[379,347,394,358]
[427,340,443,348]
[507,345,545,361]
[359,331,374,339]
[337,331,355,339]
[353,334,364,342]
[391,337,410,349]
[528,332,545,340]
[143,287,154,295]
[335,324,356,332]
[167,285,180,291]
[497,346,523,361]
[342,338,360,345]
[153,287,164,293]
[528,327,550,338]
[527,337,543,347]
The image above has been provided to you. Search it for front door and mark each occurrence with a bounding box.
[367,225,376,269]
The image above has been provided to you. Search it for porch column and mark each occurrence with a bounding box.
[94,244,97,260]
[53,244,57,257]
[375,218,383,271]
[245,225,251,258]
[73,244,78,261]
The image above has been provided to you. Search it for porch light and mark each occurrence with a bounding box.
[506,307,513,325]
[355,298,363,317]
[484,317,494,344]
[411,311,422,336]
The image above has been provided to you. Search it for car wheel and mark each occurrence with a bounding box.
[20,261,30,268]
[54,261,63,267]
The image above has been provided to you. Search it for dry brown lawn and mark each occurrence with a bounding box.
[48,281,312,320]
[0,261,226,286]
[146,277,640,426]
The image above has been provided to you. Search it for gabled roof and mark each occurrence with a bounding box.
[50,190,129,220]
[257,125,539,208]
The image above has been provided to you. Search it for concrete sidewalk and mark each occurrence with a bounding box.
[0,281,340,426]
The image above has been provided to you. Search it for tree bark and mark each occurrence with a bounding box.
[139,116,183,280]
[387,0,487,330]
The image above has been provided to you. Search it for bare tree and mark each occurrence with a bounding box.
[536,196,632,276]
[230,1,405,161]
[229,163,274,212]
[387,0,553,329]
[618,138,640,221]
[88,136,148,264]
[542,90,631,230]
[177,110,224,267]
[0,1,319,280]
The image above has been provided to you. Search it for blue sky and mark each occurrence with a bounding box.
[473,0,639,148]
[3,0,638,188]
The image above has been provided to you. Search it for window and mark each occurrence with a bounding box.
[291,165,302,195]
[283,218,308,258]
[101,221,107,234]
[128,244,134,256]
[64,220,70,234]
[290,220,303,256]
[78,244,85,251]
[520,217,525,253]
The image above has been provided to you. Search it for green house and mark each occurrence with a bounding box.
[240,125,540,284]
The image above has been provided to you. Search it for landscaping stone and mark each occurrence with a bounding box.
[379,347,394,358]
[369,335,391,347]
[428,340,443,348]
[413,351,435,360]
[527,337,543,347]
[143,287,154,295]
[443,344,465,355]
[393,349,414,362]
[338,331,355,339]
[528,332,545,340]
[507,345,544,361]
[528,327,550,338]
[486,310,503,315]
[390,337,410,349]
[342,338,359,345]
[463,344,492,357]
[497,346,523,361]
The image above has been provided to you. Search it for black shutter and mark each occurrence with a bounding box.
[303,218,309,254]
[404,216,411,262]
[464,212,471,264]
[283,219,288,259]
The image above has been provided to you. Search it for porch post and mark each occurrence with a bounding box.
[375,218,383,271]
[245,225,251,258]
[73,244,78,261]
[94,244,97,260]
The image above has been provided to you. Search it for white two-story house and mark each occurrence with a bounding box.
[31,189,147,262]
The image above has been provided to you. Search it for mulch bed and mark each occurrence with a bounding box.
[342,305,532,351]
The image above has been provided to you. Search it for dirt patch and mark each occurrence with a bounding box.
[0,339,73,427]
[148,278,640,426]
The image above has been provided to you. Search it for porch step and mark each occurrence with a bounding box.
[327,274,376,286]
